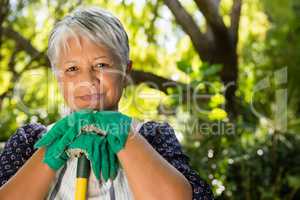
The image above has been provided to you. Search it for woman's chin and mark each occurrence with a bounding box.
[67,99,118,111]
[70,101,103,111]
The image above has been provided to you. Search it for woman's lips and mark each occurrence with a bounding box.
[77,93,104,101]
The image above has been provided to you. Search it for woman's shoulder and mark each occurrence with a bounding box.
[1,123,47,152]
[0,123,46,186]
[138,121,181,145]
[138,120,190,161]
[138,120,177,140]
[138,120,214,199]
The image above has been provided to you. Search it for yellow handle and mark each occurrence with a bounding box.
[75,177,88,200]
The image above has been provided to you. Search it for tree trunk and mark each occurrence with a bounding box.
[164,0,242,119]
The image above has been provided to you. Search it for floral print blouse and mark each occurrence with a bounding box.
[0,121,214,200]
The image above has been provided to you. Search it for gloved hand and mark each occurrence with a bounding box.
[34,109,133,181]
[41,140,69,171]
[93,111,132,154]
[67,110,132,181]
[34,109,96,170]
[66,133,118,181]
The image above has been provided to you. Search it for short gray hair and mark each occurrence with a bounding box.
[47,6,130,71]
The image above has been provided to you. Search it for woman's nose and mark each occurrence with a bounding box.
[81,69,100,87]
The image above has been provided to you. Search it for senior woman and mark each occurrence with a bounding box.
[0,6,213,200]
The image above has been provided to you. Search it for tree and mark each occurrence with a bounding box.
[0,0,242,119]
[1,1,300,198]
[163,0,242,118]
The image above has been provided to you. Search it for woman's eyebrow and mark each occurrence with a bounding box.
[94,56,107,60]
[64,60,78,64]
[63,56,108,64]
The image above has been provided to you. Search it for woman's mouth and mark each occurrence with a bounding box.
[77,93,104,101]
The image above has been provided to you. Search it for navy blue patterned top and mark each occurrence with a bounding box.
[0,121,214,199]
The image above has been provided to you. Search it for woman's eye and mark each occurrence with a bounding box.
[66,66,78,72]
[95,63,109,69]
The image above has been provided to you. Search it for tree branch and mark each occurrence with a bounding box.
[194,0,228,36]
[3,27,50,67]
[0,0,9,61]
[163,0,212,61]
[130,70,186,94]
[230,0,242,46]
[3,27,39,57]
[130,70,210,106]
[0,47,20,109]
[145,0,161,43]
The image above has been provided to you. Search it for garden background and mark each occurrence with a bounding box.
[0,0,300,199]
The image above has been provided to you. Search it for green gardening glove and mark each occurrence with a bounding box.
[42,140,69,171]
[95,111,132,181]
[34,109,96,170]
[34,109,132,180]
[66,111,132,181]
[93,111,132,154]
[66,133,119,181]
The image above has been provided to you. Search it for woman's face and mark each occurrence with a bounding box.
[56,36,130,111]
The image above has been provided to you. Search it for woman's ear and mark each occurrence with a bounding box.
[123,60,132,87]
[126,60,132,73]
